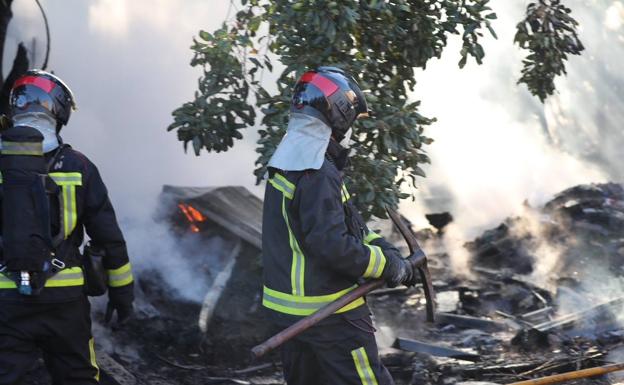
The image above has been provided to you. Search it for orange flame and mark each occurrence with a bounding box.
[178,203,206,233]
[178,203,194,223]
[187,205,206,222]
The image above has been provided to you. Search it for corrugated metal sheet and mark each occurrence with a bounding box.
[161,185,262,249]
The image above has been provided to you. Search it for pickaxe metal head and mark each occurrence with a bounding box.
[387,207,436,323]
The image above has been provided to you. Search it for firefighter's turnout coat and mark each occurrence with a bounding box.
[0,145,134,302]
[262,141,399,324]
[263,138,401,385]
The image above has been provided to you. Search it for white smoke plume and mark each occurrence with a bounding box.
[5,1,624,306]
[401,1,621,278]
[6,0,261,302]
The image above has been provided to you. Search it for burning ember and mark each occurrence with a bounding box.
[178,202,206,233]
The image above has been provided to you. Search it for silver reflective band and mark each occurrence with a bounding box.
[50,175,82,184]
[48,272,83,281]
[109,270,132,283]
[273,178,292,195]
[370,247,382,277]
[263,292,331,310]
[352,347,378,385]
[2,141,43,154]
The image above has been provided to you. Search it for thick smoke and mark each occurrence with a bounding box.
[402,1,621,279]
[546,1,624,181]
[6,0,261,302]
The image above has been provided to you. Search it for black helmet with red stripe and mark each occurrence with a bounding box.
[291,66,369,142]
[9,70,76,131]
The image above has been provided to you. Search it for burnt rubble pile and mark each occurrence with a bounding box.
[468,182,624,278]
[367,183,624,385]
[24,183,624,384]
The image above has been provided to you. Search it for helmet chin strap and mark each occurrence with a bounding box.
[12,112,60,153]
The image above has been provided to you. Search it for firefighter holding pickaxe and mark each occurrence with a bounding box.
[258,67,435,385]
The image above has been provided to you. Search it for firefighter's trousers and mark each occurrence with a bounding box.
[0,296,99,385]
[279,315,394,385]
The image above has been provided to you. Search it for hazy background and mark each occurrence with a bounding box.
[4,0,624,294]
[405,1,621,235]
[7,0,262,219]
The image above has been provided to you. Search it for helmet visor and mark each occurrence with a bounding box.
[9,85,57,118]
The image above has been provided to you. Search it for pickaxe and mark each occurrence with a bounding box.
[251,207,436,358]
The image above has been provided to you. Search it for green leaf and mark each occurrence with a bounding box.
[458,55,468,68]
[249,57,263,68]
[248,16,262,33]
[199,30,211,41]
[192,136,202,156]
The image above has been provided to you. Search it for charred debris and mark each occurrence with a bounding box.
[25,183,624,384]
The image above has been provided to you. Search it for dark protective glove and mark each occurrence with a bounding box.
[105,282,134,329]
[382,253,422,288]
[368,237,417,288]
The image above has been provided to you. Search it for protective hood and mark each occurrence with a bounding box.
[11,112,59,153]
[268,113,332,171]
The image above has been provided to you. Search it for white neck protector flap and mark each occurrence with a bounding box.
[268,113,332,171]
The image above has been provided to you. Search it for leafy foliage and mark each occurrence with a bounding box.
[515,0,584,102]
[169,0,498,218]
[169,28,256,155]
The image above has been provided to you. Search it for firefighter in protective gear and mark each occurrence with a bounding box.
[262,67,419,385]
[0,70,134,384]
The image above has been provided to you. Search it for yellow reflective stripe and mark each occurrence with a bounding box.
[0,268,84,289]
[70,186,78,234]
[0,172,83,185]
[341,183,351,202]
[2,150,42,156]
[0,274,15,288]
[49,172,82,186]
[89,338,100,381]
[62,185,71,237]
[49,173,82,238]
[45,267,84,287]
[271,172,305,296]
[269,173,295,199]
[262,285,365,316]
[109,274,133,287]
[363,245,386,279]
[107,263,134,287]
[109,263,132,276]
[363,231,382,244]
[67,186,76,236]
[2,141,43,156]
[281,196,305,296]
[351,347,379,385]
